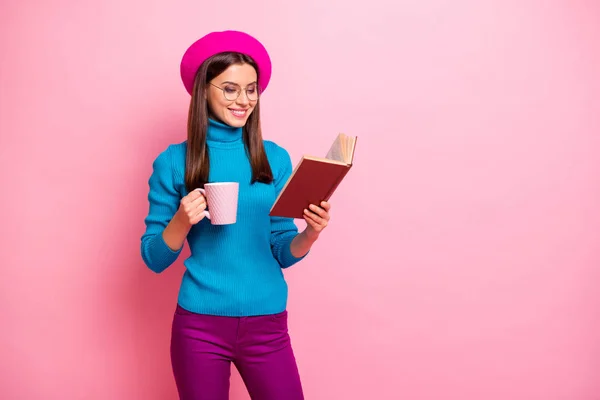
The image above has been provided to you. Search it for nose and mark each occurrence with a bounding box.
[235,90,250,106]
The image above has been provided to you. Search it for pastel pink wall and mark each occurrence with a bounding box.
[1,0,599,399]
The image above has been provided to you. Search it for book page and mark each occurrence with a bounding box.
[346,136,356,163]
[325,134,346,163]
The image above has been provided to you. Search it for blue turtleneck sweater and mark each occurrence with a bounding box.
[141,118,306,316]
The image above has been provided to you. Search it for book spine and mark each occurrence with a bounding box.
[323,166,351,202]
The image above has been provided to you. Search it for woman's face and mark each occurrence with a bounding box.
[207,63,259,128]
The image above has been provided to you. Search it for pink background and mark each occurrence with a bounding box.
[1,1,599,399]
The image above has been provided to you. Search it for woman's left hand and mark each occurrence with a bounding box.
[303,201,331,242]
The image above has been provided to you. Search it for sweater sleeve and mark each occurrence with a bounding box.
[140,147,183,273]
[269,144,308,268]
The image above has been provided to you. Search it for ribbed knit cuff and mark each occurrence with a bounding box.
[145,233,182,273]
[275,233,308,269]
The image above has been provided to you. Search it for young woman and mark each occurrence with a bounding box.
[140,30,331,400]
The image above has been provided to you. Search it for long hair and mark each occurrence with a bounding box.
[185,52,273,191]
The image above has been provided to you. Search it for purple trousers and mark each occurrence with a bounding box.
[170,305,304,400]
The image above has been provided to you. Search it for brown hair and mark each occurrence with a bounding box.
[185,52,273,191]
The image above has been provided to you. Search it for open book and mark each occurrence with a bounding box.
[269,133,357,219]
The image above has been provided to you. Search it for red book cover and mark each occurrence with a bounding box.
[270,134,357,219]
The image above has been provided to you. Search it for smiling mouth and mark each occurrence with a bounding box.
[229,108,248,118]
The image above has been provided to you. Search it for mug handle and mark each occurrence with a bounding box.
[195,188,210,220]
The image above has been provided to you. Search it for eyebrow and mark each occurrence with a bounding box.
[220,80,258,86]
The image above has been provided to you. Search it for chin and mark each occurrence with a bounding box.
[226,118,248,128]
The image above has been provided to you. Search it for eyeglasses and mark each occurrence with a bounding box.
[210,82,260,101]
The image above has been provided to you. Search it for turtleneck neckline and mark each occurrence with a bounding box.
[206,118,243,149]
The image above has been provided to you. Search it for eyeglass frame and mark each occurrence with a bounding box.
[209,82,260,101]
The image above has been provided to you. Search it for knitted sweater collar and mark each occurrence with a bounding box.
[206,118,243,146]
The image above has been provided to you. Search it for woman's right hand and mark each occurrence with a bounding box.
[176,189,207,226]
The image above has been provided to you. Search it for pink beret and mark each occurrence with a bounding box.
[180,30,272,96]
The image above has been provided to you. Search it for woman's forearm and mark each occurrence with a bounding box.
[290,230,317,258]
[162,211,192,251]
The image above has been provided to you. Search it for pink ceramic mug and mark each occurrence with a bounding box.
[196,182,239,225]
